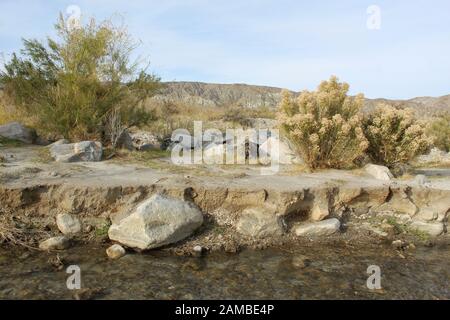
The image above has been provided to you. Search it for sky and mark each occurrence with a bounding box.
[0,0,449,99]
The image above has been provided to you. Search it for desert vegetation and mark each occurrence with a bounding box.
[278,76,368,170]
[0,15,161,142]
[363,104,432,167]
[427,112,450,152]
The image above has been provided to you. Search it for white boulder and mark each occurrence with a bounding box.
[295,218,341,237]
[108,194,204,250]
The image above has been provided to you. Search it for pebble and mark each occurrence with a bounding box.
[192,245,204,257]
[106,244,126,260]
[391,240,405,250]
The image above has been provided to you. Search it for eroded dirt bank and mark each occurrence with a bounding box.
[1,146,449,254]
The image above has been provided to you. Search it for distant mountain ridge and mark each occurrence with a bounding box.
[152,81,450,118]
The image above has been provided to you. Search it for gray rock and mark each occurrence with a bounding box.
[410,221,444,237]
[0,122,36,144]
[364,164,394,181]
[116,130,133,150]
[294,218,341,237]
[39,236,70,250]
[50,141,102,162]
[108,194,204,250]
[236,207,284,239]
[106,244,126,259]
[56,213,81,235]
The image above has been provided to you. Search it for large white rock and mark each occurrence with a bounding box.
[236,208,284,238]
[258,136,302,165]
[0,122,36,144]
[56,213,82,235]
[50,141,102,162]
[410,221,444,237]
[295,218,341,237]
[364,164,394,181]
[108,194,204,250]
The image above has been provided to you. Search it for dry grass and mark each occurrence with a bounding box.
[143,100,277,138]
[0,214,50,249]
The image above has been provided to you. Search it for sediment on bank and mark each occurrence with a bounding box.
[1,171,449,253]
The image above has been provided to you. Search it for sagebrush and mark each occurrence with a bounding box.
[278,76,368,170]
[363,104,432,167]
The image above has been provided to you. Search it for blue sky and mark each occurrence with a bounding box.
[0,0,449,99]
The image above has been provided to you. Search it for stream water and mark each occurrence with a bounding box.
[0,241,449,300]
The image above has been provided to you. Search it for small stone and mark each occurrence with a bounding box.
[391,240,405,250]
[56,213,81,235]
[39,236,70,251]
[294,218,341,237]
[84,225,93,233]
[106,244,126,260]
[192,245,204,257]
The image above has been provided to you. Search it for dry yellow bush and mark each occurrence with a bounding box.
[278,76,368,169]
[364,104,432,167]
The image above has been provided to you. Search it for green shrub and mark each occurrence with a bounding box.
[0,15,162,141]
[278,76,368,170]
[363,104,432,167]
[427,113,450,152]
